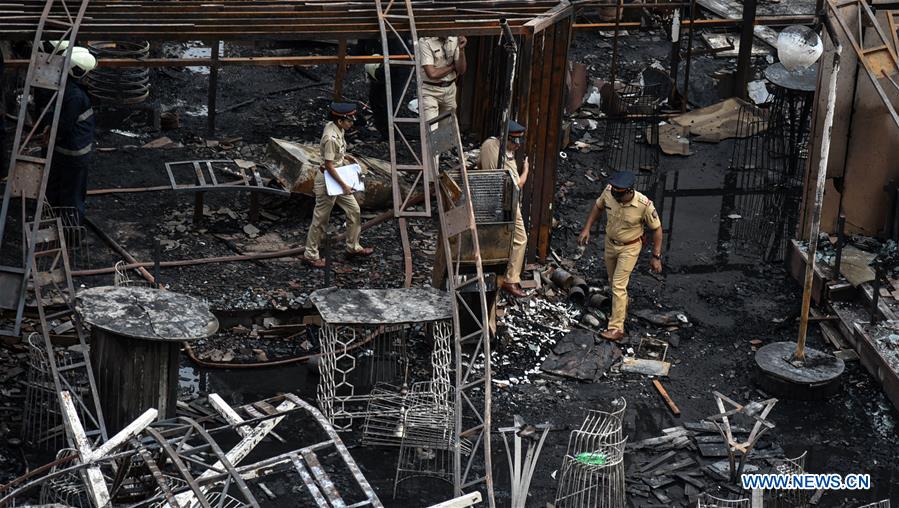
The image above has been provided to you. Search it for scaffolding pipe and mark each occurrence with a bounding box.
[795,15,841,362]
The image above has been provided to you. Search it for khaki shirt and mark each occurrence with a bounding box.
[418,36,460,83]
[320,121,346,164]
[478,137,519,183]
[595,185,661,243]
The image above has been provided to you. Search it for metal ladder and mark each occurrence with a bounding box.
[374,2,495,504]
[29,217,108,447]
[0,0,91,337]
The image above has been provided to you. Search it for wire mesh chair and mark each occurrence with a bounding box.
[554,398,628,508]
[21,334,92,450]
[765,450,809,508]
[44,205,91,271]
[361,319,453,447]
[113,260,154,288]
[393,380,473,497]
[38,449,90,508]
[857,500,891,508]
[697,493,751,507]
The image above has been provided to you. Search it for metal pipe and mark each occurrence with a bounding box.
[84,216,156,285]
[794,14,842,363]
[682,0,696,112]
[207,39,220,136]
[733,0,758,98]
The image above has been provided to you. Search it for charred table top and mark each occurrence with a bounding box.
[76,286,219,341]
[764,62,817,92]
[309,287,453,325]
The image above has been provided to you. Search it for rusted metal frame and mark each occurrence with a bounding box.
[290,454,330,507]
[2,407,277,506]
[427,113,494,506]
[826,0,899,129]
[145,427,216,508]
[300,450,344,507]
[376,0,432,219]
[2,399,370,507]
[281,393,383,507]
[168,418,261,507]
[133,439,184,508]
[572,14,817,29]
[164,398,298,507]
[163,160,288,195]
[0,0,90,338]
[30,219,109,444]
[459,429,485,489]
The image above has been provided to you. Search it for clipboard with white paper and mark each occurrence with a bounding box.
[324,163,365,196]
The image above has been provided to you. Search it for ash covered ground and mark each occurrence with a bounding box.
[1,17,898,508]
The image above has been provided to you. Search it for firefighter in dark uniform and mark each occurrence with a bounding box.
[45,47,96,223]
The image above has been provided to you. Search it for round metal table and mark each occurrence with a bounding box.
[77,286,218,432]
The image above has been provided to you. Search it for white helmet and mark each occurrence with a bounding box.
[365,54,382,79]
[69,47,97,77]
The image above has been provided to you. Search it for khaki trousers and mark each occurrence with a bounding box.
[604,239,642,331]
[421,83,457,128]
[304,171,362,260]
[505,204,527,283]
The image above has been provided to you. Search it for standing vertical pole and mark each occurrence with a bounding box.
[334,38,348,100]
[207,40,220,137]
[497,19,519,170]
[682,0,697,112]
[794,17,841,363]
[609,0,624,87]
[668,7,682,106]
[733,0,758,98]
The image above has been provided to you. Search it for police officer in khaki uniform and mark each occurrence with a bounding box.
[578,171,663,341]
[479,121,529,298]
[418,35,467,125]
[303,102,373,268]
